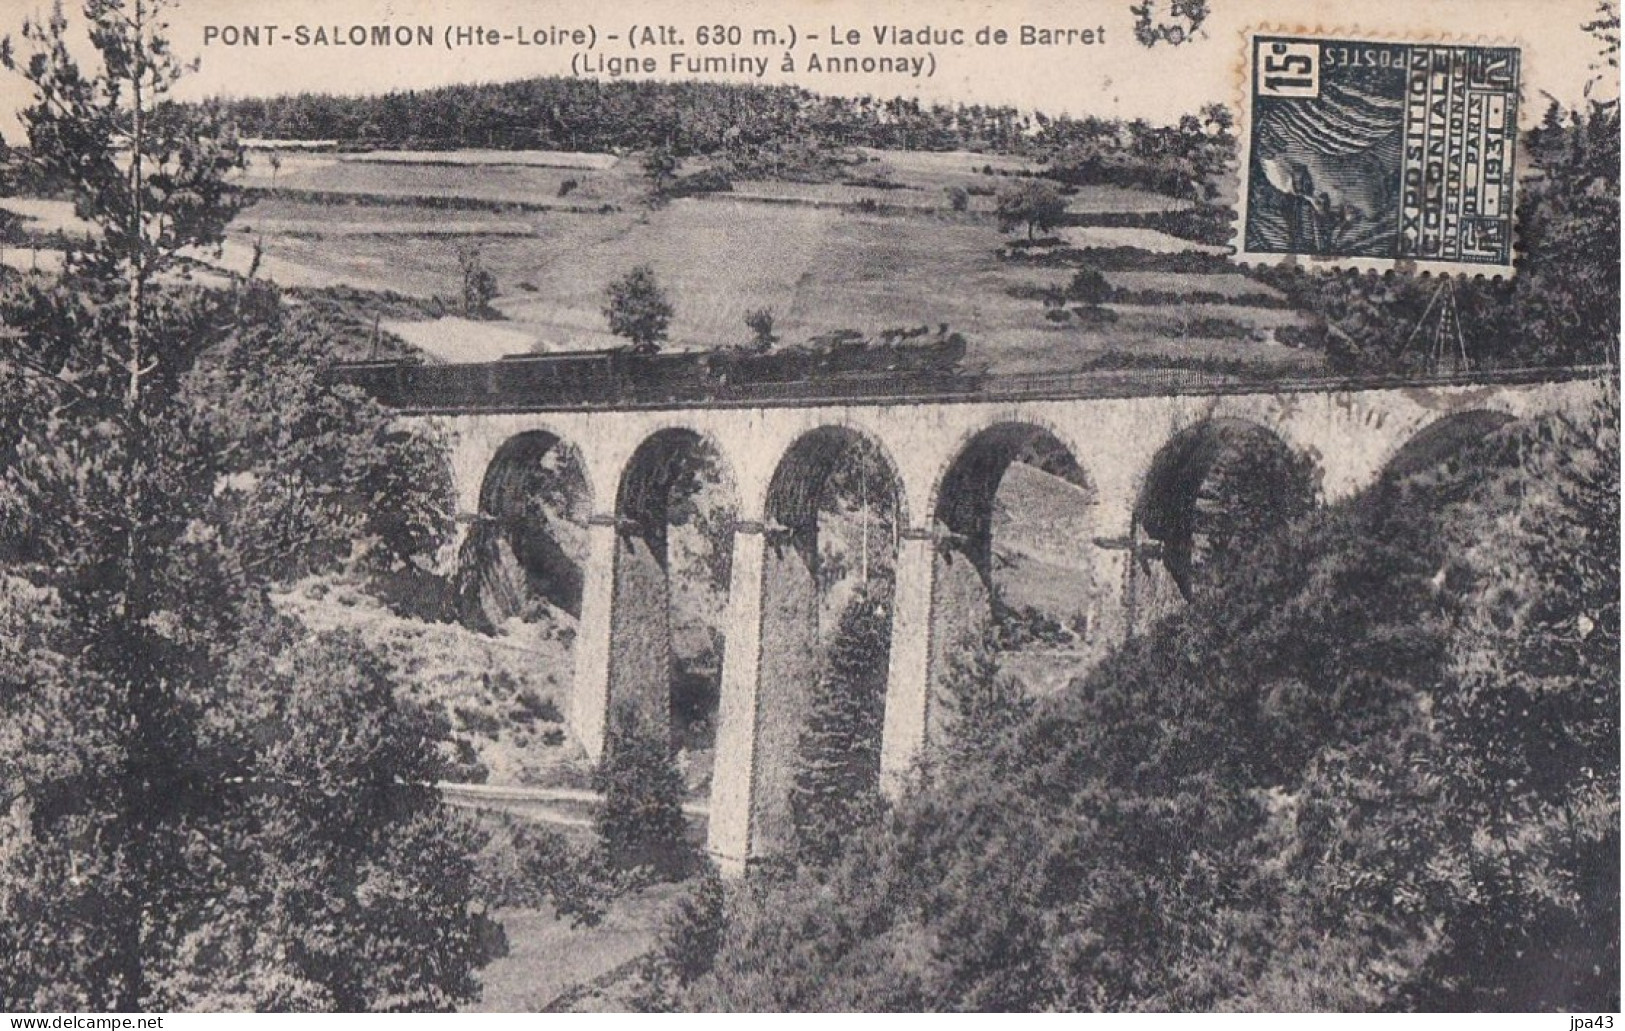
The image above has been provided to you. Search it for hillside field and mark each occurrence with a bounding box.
[210,147,1321,374]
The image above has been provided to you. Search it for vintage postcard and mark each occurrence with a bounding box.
[0,0,1615,1018]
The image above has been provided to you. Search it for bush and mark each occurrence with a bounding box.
[453,703,503,737]
[1184,316,1255,339]
[1070,305,1119,327]
[667,168,733,199]
[558,178,579,197]
[945,186,970,212]
[512,690,562,724]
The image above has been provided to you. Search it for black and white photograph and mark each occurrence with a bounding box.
[0,0,1616,1015]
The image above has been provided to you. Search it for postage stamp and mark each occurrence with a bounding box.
[1238,32,1522,275]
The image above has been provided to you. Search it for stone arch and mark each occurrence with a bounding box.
[764,424,911,535]
[925,420,1099,717]
[459,429,592,628]
[931,420,1096,581]
[747,424,907,855]
[1381,409,1519,483]
[1133,418,1318,601]
[607,427,738,781]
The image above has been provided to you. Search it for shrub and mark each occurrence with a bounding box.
[667,168,733,199]
[1071,305,1120,327]
[946,186,970,211]
[558,177,579,197]
[513,690,562,724]
[453,704,502,738]
[1183,316,1255,340]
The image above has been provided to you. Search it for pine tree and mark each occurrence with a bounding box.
[937,627,1031,776]
[594,704,690,878]
[789,584,892,865]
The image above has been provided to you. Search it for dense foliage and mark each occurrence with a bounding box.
[0,1,486,1009]
[212,79,1198,174]
[207,79,1237,204]
[679,387,1619,1012]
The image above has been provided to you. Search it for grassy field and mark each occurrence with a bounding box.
[224,193,1315,374]
[240,152,639,209]
[6,148,1321,378]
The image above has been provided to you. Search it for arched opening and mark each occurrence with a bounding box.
[453,430,592,783]
[1134,419,1317,604]
[753,426,903,855]
[459,430,592,626]
[1382,409,1519,494]
[931,423,1098,717]
[608,428,735,801]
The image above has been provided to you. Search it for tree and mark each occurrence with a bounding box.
[789,584,891,865]
[641,145,678,200]
[1413,387,1620,1009]
[593,705,690,879]
[457,245,497,318]
[936,627,1030,776]
[682,391,1621,1012]
[996,179,1067,240]
[744,307,777,351]
[0,1,487,1009]
[604,264,674,351]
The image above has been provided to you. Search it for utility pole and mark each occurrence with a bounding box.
[1406,281,1471,374]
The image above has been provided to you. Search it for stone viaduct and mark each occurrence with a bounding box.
[373,364,1604,875]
